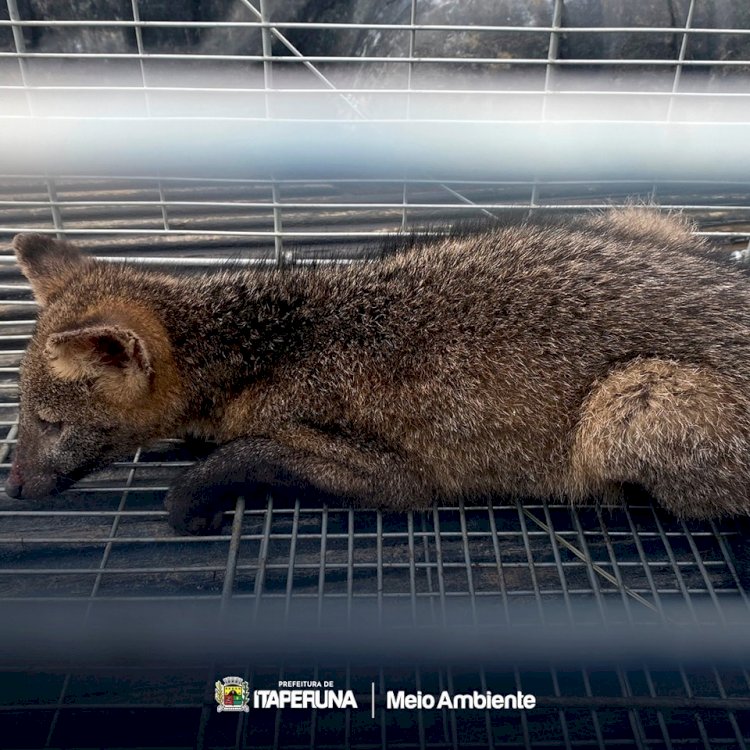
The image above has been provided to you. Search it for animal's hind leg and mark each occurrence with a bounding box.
[571,358,750,519]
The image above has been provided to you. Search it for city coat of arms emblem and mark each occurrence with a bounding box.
[215,676,250,713]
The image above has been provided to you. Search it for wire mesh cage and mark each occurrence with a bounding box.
[2,1,750,749]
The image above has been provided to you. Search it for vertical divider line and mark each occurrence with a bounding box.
[259,0,273,119]
[317,505,328,624]
[486,501,511,623]
[709,520,750,610]
[678,519,725,624]
[271,182,285,265]
[197,494,246,750]
[130,0,151,117]
[667,0,696,122]
[45,180,64,241]
[530,0,562,214]
[571,509,648,750]
[407,512,427,748]
[310,506,329,745]
[457,502,493,750]
[220,495,246,611]
[430,506,448,627]
[157,180,170,233]
[649,508,712,750]
[595,506,673,744]
[676,663,712,750]
[252,494,274,622]
[347,508,354,623]
[283,498,301,623]
[405,0,417,121]
[711,665,748,750]
[431,507,457,749]
[6,0,33,115]
[345,507,354,746]
[6,0,63,240]
[377,510,384,627]
[541,0,563,121]
[259,0,285,266]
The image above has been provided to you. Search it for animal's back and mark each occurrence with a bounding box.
[292,209,750,510]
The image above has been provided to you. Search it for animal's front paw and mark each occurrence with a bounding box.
[166,499,226,536]
[164,480,233,536]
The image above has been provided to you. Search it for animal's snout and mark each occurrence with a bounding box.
[4,477,22,498]
[4,460,23,498]
[3,458,65,499]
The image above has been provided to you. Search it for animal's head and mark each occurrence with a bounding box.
[5,234,181,500]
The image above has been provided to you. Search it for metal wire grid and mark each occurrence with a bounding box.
[0,176,750,266]
[1,2,750,749]
[0,1,748,68]
[2,485,750,749]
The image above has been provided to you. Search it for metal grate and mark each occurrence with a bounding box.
[2,1,750,749]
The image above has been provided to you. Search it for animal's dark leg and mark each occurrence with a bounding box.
[164,429,432,534]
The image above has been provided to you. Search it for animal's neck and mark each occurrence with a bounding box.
[156,268,315,425]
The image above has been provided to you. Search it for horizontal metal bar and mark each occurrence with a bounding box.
[0,565,228,575]
[0,227,400,237]
[0,496,731,514]
[4,116,750,129]
[0,20,750,35]
[0,534,229,544]
[4,85,750,99]
[0,517,735,541]
[4,174,750,187]
[696,231,750,237]
[0,228,750,242]
[0,525,737,543]
[3,200,750,211]
[0,592,738,608]
[1,52,749,66]
[0,558,730,576]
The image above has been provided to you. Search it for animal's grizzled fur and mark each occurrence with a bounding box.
[6,209,750,534]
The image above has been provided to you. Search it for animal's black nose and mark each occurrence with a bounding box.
[4,479,22,498]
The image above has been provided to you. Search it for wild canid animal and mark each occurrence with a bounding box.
[6,209,750,533]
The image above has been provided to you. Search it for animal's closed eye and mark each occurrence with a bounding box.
[37,415,63,435]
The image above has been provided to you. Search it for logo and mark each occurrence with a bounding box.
[215,676,250,713]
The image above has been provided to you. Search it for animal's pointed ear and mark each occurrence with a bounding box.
[13,234,89,306]
[45,325,154,400]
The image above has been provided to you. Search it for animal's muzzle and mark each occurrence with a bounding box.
[4,459,24,498]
